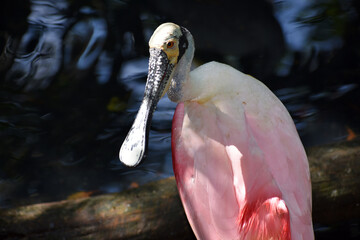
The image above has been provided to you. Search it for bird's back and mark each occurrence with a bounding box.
[172,62,313,239]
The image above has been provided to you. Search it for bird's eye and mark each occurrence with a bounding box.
[167,41,175,48]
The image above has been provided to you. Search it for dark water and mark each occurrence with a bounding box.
[1,0,360,238]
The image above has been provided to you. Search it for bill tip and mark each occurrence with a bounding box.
[119,140,144,167]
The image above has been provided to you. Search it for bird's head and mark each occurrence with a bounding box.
[147,23,194,101]
[149,23,184,65]
[119,23,194,167]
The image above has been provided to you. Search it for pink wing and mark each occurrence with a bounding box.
[172,98,313,239]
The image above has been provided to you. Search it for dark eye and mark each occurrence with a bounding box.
[167,41,175,48]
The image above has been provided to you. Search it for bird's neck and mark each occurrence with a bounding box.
[167,42,194,103]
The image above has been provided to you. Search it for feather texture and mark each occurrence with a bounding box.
[172,62,313,239]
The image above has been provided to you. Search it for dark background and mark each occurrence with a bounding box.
[1,0,360,238]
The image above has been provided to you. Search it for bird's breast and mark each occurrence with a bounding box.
[186,61,289,132]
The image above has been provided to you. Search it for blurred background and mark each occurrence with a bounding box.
[0,0,359,238]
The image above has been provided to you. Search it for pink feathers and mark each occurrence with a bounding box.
[239,197,290,240]
[172,102,293,240]
[171,65,313,239]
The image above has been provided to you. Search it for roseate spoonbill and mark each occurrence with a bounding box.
[120,23,314,239]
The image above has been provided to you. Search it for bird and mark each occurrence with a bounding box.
[119,23,314,240]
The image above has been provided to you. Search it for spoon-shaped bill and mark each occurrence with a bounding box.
[119,48,174,167]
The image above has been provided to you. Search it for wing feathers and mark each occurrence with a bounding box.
[172,75,313,239]
[239,197,291,240]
